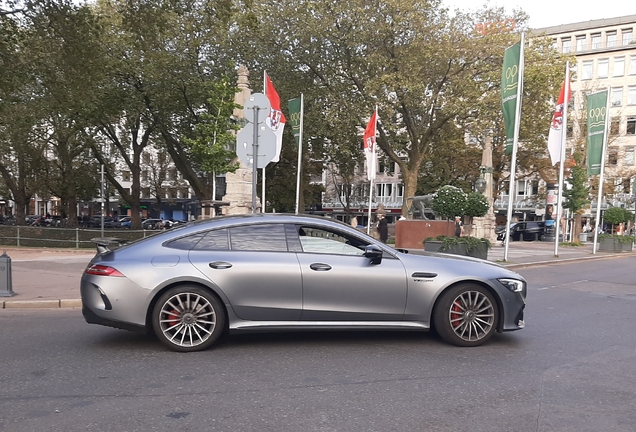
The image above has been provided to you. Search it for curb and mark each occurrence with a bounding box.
[2,299,82,309]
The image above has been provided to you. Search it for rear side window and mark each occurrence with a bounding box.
[229,224,288,252]
[194,229,230,250]
[165,233,206,250]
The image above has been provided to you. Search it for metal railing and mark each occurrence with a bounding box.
[0,226,160,249]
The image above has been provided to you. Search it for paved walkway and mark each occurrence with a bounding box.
[0,241,632,309]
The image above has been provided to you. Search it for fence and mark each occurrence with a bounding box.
[0,225,159,249]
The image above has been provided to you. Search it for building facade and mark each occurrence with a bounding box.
[539,15,636,211]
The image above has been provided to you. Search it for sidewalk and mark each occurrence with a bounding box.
[0,242,632,309]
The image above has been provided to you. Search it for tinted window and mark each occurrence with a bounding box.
[165,233,206,250]
[229,224,288,252]
[297,226,367,256]
[194,229,230,250]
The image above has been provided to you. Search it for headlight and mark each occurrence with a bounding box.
[498,278,524,293]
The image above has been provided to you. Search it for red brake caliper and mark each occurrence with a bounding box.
[167,309,181,328]
[451,301,462,327]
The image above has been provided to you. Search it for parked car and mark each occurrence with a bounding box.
[119,217,131,228]
[142,218,165,230]
[81,214,527,352]
[497,221,545,242]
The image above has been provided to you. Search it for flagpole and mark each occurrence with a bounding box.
[503,32,524,261]
[592,88,611,254]
[554,62,570,257]
[262,71,267,213]
[367,106,377,235]
[294,94,304,215]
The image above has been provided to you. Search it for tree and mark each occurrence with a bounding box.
[603,206,632,234]
[562,145,589,242]
[464,192,489,219]
[234,0,566,215]
[431,186,467,220]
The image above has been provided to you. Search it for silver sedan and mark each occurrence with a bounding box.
[81,214,526,352]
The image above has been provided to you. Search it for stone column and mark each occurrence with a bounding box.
[472,136,498,242]
[222,65,261,215]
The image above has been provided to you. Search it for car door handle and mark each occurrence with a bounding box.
[209,261,232,269]
[310,263,332,271]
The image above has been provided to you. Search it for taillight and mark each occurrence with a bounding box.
[85,264,124,277]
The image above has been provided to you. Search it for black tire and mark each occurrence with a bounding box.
[433,284,498,347]
[152,285,226,352]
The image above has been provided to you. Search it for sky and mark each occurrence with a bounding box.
[442,0,636,29]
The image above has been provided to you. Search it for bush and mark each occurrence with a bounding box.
[603,207,632,225]
[431,186,467,220]
[464,192,489,218]
[424,235,492,251]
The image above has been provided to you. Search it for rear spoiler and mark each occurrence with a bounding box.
[90,237,128,254]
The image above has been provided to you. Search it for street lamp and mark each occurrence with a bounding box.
[475,174,487,194]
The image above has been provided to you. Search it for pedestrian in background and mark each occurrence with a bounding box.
[455,216,464,237]
[377,214,388,243]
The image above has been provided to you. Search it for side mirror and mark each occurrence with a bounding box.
[363,244,383,264]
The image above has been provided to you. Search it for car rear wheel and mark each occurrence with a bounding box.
[152,285,225,352]
[433,284,498,347]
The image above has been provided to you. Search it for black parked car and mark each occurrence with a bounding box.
[497,221,545,242]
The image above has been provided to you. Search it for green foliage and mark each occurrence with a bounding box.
[431,186,466,220]
[181,76,241,177]
[597,233,635,244]
[424,235,492,251]
[563,146,590,214]
[603,207,632,225]
[464,192,489,218]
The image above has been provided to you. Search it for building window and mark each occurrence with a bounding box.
[629,87,636,105]
[611,87,623,106]
[631,56,636,75]
[623,29,634,46]
[376,183,393,199]
[582,60,593,80]
[561,37,571,53]
[614,57,625,77]
[625,147,635,166]
[591,33,601,49]
[608,149,618,166]
[607,31,617,47]
[531,180,539,195]
[337,184,352,201]
[396,184,404,197]
[598,59,609,78]
[517,180,527,196]
[576,35,586,51]
[627,118,636,135]
[122,171,131,182]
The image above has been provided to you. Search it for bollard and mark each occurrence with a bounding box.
[0,251,15,297]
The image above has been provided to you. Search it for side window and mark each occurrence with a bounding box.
[229,224,288,252]
[297,226,368,256]
[165,233,206,250]
[193,229,229,251]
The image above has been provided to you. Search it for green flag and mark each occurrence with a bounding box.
[501,42,521,155]
[288,98,302,147]
[586,90,608,175]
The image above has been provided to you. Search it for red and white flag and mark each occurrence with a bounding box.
[547,77,572,165]
[265,73,286,163]
[363,110,378,181]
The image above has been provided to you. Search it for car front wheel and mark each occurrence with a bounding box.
[152,285,225,352]
[433,284,498,347]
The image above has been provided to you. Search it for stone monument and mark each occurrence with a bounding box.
[472,136,497,241]
[222,65,261,215]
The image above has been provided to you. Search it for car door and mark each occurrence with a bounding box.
[189,223,303,321]
[293,225,408,321]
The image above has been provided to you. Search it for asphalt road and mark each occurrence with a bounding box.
[1,257,635,432]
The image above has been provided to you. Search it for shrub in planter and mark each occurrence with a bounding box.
[597,233,634,251]
[424,235,492,259]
